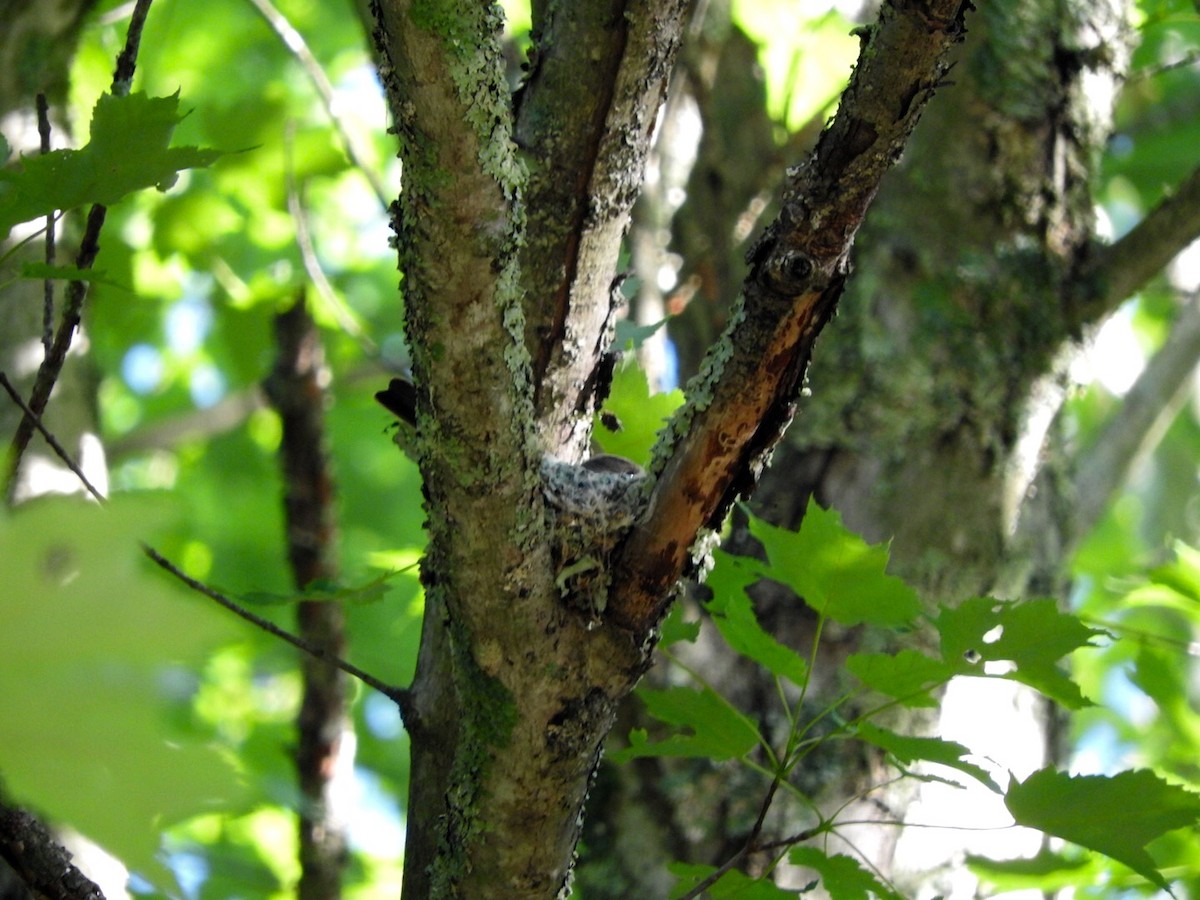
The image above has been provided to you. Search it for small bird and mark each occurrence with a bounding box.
[581,454,644,477]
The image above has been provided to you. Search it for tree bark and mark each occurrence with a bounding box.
[367,0,970,896]
[583,0,1190,895]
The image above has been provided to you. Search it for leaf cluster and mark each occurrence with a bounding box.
[619,500,1200,897]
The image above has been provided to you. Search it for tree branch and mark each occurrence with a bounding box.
[141,544,413,715]
[1077,163,1200,326]
[5,0,155,501]
[264,295,349,900]
[609,0,975,630]
[514,0,689,454]
[1069,290,1200,549]
[247,0,391,211]
[0,801,105,900]
[0,372,106,503]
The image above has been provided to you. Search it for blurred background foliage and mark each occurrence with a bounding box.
[1,0,1198,895]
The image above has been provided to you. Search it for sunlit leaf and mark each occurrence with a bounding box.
[0,92,226,239]
[20,261,126,290]
[747,499,922,628]
[234,570,397,606]
[788,847,904,900]
[592,359,683,468]
[669,862,800,899]
[612,686,760,761]
[1006,768,1200,894]
[845,649,950,708]
[966,846,1104,893]
[855,721,1001,793]
[936,597,1102,709]
[706,549,809,685]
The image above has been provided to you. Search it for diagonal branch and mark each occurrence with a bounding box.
[1068,290,1200,550]
[609,0,975,630]
[0,801,105,900]
[141,544,412,714]
[1076,163,1200,326]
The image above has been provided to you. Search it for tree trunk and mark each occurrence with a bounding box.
[367,0,972,895]
[582,0,1157,895]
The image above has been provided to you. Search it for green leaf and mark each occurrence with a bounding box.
[659,601,702,645]
[855,721,1001,793]
[0,495,252,884]
[611,686,760,762]
[0,92,225,240]
[1005,767,1200,894]
[669,862,799,899]
[746,499,922,628]
[612,316,666,351]
[845,649,951,708]
[936,597,1102,709]
[233,571,396,606]
[19,262,127,290]
[1148,540,1200,604]
[787,847,904,900]
[592,359,683,468]
[967,847,1105,893]
[705,550,809,685]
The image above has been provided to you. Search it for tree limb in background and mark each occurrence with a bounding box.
[610,0,973,630]
[1070,290,1200,549]
[1078,163,1200,326]
[246,0,391,212]
[0,800,105,900]
[5,0,156,501]
[263,294,349,900]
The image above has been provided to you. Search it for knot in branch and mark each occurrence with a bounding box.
[760,247,815,295]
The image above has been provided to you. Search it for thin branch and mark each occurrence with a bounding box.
[676,778,785,900]
[514,0,691,452]
[1069,290,1200,549]
[245,0,390,211]
[1077,164,1200,326]
[284,124,377,354]
[36,93,56,357]
[6,0,156,500]
[141,544,414,716]
[111,0,155,96]
[0,372,106,503]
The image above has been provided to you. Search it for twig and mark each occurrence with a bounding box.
[6,0,156,499]
[141,544,413,716]
[1069,290,1200,549]
[0,372,107,503]
[677,776,784,900]
[36,93,56,357]
[284,123,377,354]
[245,0,390,211]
